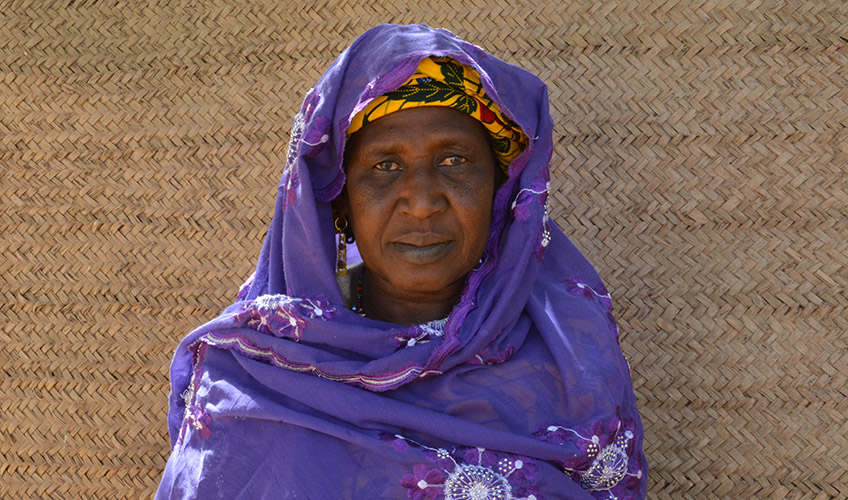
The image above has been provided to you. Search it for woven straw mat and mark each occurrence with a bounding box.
[1,1,846,498]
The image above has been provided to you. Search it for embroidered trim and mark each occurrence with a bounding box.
[222,292,434,390]
[176,342,210,449]
[202,332,423,391]
[422,54,534,373]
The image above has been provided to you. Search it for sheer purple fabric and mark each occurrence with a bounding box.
[156,24,647,500]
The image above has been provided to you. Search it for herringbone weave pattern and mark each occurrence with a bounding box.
[1,1,846,498]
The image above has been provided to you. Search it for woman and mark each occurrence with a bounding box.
[156,24,647,500]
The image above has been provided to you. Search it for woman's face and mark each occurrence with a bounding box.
[340,106,498,300]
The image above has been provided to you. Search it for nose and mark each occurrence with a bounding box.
[398,164,448,219]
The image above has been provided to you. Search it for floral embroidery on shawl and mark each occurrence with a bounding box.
[511,178,548,222]
[231,293,337,340]
[158,25,647,500]
[511,172,551,260]
[395,318,449,348]
[391,435,542,500]
[176,343,211,449]
[281,88,329,210]
[535,413,643,500]
[395,321,515,364]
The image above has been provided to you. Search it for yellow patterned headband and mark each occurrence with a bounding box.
[348,57,527,172]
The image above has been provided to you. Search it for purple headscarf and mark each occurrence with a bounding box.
[156,24,647,500]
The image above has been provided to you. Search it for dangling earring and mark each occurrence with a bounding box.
[334,217,348,277]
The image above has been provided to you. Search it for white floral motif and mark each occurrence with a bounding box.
[542,420,639,498]
[234,293,337,340]
[398,317,448,348]
[420,317,447,337]
[444,464,510,500]
[579,431,633,492]
[396,436,539,500]
[297,295,335,319]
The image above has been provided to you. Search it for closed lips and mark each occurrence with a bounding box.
[388,241,455,264]
[391,233,452,246]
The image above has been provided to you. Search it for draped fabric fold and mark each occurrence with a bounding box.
[157,24,647,500]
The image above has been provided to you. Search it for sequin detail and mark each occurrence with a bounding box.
[535,413,643,499]
[444,465,510,500]
[511,174,550,260]
[394,436,540,500]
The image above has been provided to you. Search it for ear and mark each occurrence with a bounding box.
[331,188,356,243]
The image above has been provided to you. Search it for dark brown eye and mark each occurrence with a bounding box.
[440,155,466,167]
[374,160,401,171]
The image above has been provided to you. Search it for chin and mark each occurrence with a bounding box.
[394,266,471,295]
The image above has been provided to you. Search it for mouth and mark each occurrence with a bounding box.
[388,241,455,265]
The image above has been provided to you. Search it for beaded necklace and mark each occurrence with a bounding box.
[351,268,366,317]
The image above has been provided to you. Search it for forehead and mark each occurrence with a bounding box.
[347,106,490,150]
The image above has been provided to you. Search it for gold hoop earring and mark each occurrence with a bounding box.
[334,217,348,277]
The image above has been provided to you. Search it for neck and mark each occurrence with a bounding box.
[360,268,463,325]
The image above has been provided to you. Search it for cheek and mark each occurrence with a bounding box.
[347,189,384,243]
[457,183,495,252]
[469,206,493,250]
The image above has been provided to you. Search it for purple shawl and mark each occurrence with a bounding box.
[156,24,647,500]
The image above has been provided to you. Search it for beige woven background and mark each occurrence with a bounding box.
[2,1,846,498]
